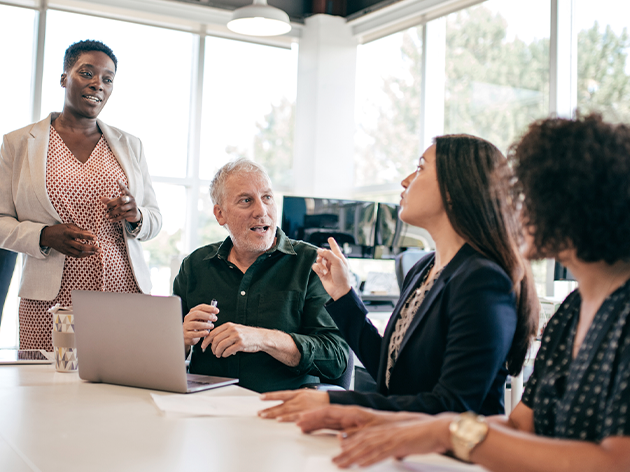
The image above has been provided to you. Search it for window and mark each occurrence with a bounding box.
[0,5,37,348]
[354,26,424,189]
[443,0,550,154]
[41,10,194,179]
[0,4,36,137]
[143,184,187,294]
[199,37,298,188]
[197,186,229,248]
[576,0,630,123]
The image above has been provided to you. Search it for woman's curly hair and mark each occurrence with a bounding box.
[509,113,630,264]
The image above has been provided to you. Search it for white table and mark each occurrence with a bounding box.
[0,365,485,472]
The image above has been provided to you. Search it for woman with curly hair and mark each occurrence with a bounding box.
[259,134,539,418]
[295,114,630,472]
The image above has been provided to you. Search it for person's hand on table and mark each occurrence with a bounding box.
[295,405,428,434]
[183,303,219,347]
[312,237,352,301]
[100,180,141,224]
[332,413,455,469]
[39,223,100,258]
[204,322,268,356]
[258,390,330,421]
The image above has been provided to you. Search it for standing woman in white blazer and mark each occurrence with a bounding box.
[0,40,162,350]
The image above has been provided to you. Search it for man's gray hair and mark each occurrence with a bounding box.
[209,158,272,206]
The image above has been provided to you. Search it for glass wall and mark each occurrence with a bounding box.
[352,0,553,299]
[354,26,423,190]
[443,0,550,154]
[0,5,37,348]
[199,37,298,188]
[0,5,36,137]
[42,10,194,179]
[575,0,630,123]
[197,186,230,248]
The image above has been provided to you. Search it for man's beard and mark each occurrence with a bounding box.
[225,224,275,254]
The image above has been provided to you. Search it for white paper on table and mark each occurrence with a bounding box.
[150,393,282,417]
[303,455,486,472]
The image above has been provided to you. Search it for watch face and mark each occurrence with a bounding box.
[457,414,488,442]
[450,413,488,462]
[460,417,487,440]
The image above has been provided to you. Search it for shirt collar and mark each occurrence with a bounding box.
[203,226,296,261]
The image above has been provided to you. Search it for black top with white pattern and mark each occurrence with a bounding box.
[522,279,630,441]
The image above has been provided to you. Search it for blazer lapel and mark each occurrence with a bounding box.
[27,113,61,222]
[394,274,447,362]
[387,244,477,382]
[376,254,435,389]
[98,120,136,196]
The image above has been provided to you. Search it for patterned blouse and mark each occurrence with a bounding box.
[386,262,444,388]
[521,279,630,441]
[19,126,140,351]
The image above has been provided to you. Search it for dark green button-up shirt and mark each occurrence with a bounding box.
[173,227,349,393]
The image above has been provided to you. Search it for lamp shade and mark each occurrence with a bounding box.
[227,0,292,37]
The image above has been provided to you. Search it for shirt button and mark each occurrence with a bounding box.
[240,291,246,296]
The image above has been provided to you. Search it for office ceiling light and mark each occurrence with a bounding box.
[227,0,291,37]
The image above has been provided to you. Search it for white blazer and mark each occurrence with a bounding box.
[0,113,162,300]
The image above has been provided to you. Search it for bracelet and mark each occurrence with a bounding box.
[125,210,143,236]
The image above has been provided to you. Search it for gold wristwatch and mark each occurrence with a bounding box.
[449,411,489,462]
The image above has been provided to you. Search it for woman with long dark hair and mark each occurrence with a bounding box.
[259,134,538,418]
[295,115,630,472]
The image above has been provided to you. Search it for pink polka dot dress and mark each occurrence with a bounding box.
[19,126,141,351]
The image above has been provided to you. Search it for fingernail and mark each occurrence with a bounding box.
[260,412,267,418]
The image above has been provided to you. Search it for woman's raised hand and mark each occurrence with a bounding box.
[312,237,352,301]
[100,180,141,224]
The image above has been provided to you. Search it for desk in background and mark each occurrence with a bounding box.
[0,364,486,472]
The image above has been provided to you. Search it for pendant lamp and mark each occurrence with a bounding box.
[227,0,292,37]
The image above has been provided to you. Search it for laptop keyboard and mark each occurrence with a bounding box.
[187,380,212,386]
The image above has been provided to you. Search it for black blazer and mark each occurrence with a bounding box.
[327,243,517,415]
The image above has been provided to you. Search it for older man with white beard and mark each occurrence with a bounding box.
[174,158,349,393]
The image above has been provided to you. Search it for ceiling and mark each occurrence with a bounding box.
[172,0,402,23]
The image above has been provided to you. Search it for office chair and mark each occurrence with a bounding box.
[504,370,524,414]
[302,351,354,391]
[394,249,428,291]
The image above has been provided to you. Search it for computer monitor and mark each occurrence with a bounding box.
[281,196,377,258]
[373,203,433,259]
[554,261,576,281]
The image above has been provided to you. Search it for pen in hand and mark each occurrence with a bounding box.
[202,299,218,353]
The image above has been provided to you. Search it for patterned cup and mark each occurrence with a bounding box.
[49,305,78,373]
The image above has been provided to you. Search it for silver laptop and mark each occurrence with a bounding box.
[72,290,238,393]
